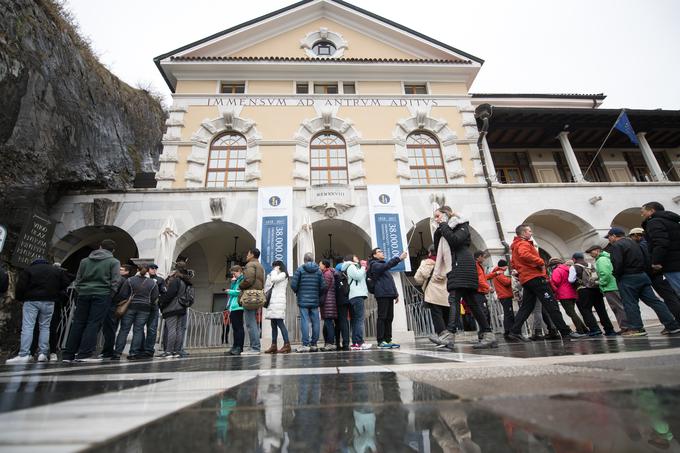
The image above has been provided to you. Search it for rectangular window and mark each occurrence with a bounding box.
[296,82,309,94]
[219,82,245,94]
[553,152,573,182]
[404,83,428,95]
[314,82,339,94]
[492,152,535,183]
[624,151,678,182]
[342,83,356,94]
[576,151,610,182]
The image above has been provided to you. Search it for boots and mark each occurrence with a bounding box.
[429,330,455,348]
[277,343,291,354]
[264,344,278,354]
[530,329,545,341]
[545,329,561,340]
[473,331,498,349]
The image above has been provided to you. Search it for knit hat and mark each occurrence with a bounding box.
[572,252,585,261]
[585,245,603,253]
[548,258,564,267]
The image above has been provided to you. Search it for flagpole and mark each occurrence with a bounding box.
[583,109,624,180]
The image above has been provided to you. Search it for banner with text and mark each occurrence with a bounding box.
[367,185,411,272]
[256,187,293,275]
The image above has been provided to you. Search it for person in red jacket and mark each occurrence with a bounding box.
[507,224,586,342]
[487,259,514,339]
[473,251,493,340]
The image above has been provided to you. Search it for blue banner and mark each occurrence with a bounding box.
[614,111,639,145]
[260,216,288,274]
[374,213,405,272]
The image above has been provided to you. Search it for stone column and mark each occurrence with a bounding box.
[637,132,667,181]
[481,135,497,182]
[557,132,585,182]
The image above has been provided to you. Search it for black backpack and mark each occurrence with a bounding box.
[336,269,351,299]
[177,281,196,308]
[366,263,375,294]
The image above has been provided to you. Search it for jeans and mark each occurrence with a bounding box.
[20,301,54,356]
[165,315,184,353]
[63,294,110,360]
[348,297,365,345]
[511,277,570,335]
[271,318,290,344]
[244,308,260,352]
[447,288,491,334]
[651,273,680,323]
[529,301,554,332]
[425,302,450,335]
[618,273,680,331]
[559,298,589,333]
[114,309,150,356]
[376,297,395,343]
[299,306,320,346]
[144,306,160,355]
[100,301,119,357]
[603,291,629,329]
[337,303,351,348]
[498,297,515,335]
[230,310,244,352]
[664,272,680,294]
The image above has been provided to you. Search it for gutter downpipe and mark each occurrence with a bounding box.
[474,104,511,265]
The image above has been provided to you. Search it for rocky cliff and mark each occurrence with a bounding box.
[0,0,165,356]
[0,0,165,255]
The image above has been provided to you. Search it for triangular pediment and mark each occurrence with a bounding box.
[158,0,482,63]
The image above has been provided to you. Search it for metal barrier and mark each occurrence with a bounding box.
[401,274,436,338]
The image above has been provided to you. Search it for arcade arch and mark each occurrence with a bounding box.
[611,208,643,232]
[173,222,256,312]
[53,226,138,275]
[522,209,598,260]
[293,218,372,267]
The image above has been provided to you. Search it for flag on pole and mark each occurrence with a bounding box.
[613,110,639,145]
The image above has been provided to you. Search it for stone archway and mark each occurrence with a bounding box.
[293,218,372,268]
[174,222,256,312]
[52,225,139,275]
[523,209,599,259]
[611,207,643,231]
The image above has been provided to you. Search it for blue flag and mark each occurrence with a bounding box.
[614,111,639,145]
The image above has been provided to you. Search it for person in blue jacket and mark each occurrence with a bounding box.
[368,248,408,349]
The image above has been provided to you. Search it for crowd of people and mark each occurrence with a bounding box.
[3,200,679,363]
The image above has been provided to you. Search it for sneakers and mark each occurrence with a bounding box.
[588,330,603,337]
[604,331,619,337]
[378,342,392,349]
[37,354,48,362]
[295,345,311,353]
[157,352,174,359]
[49,353,58,362]
[387,342,400,349]
[622,328,648,337]
[568,332,588,340]
[545,330,562,340]
[472,332,498,349]
[428,331,454,346]
[360,343,373,350]
[350,343,361,351]
[323,344,337,351]
[666,328,680,335]
[309,346,319,352]
[242,350,260,356]
[227,349,242,356]
[5,355,32,364]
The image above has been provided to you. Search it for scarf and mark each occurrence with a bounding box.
[433,214,468,279]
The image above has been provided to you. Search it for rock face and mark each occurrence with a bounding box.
[0,0,165,255]
[0,0,165,357]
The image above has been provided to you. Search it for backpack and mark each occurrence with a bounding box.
[575,263,599,289]
[177,281,196,308]
[336,269,351,299]
[366,263,375,294]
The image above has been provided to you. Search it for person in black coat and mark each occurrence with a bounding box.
[0,266,8,296]
[432,206,497,349]
[641,201,680,293]
[6,258,70,364]
[369,248,407,348]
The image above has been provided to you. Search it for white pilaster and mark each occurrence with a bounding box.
[557,132,585,182]
[637,132,668,181]
[481,136,497,182]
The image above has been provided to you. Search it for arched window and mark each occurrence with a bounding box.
[310,132,348,185]
[206,132,247,187]
[406,132,447,184]
[312,40,336,57]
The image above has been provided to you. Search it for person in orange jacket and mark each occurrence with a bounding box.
[507,224,586,342]
[487,259,514,339]
[473,251,493,340]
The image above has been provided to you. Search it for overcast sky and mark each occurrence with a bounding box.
[65,0,680,110]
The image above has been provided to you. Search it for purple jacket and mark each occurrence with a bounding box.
[550,264,577,300]
[320,268,337,319]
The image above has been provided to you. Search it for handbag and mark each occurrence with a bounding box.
[240,289,266,310]
[114,280,134,319]
[264,287,273,308]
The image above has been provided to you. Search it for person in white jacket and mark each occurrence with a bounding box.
[263,261,291,353]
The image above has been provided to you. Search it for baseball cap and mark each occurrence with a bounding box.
[629,227,645,235]
[149,263,159,269]
[604,227,626,238]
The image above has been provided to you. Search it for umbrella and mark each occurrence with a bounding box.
[297,214,315,268]
[157,217,178,278]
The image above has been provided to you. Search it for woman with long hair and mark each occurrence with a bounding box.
[264,260,291,353]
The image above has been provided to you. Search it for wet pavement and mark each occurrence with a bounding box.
[1,328,680,452]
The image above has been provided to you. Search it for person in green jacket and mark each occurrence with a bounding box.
[226,265,245,355]
[587,245,629,332]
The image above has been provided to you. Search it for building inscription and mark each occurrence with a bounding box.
[206,97,440,108]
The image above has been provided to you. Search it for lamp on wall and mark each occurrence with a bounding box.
[226,236,244,270]
[589,196,603,205]
[322,233,337,260]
